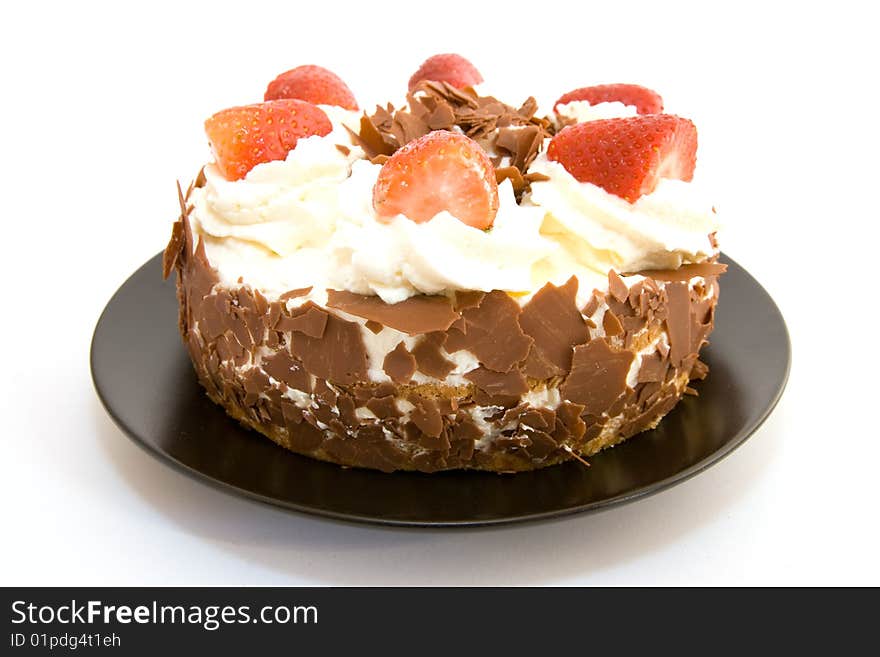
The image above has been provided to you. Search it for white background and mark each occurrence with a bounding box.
[2,0,878,585]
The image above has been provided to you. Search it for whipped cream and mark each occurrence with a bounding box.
[555,100,637,124]
[189,100,720,303]
[528,154,719,273]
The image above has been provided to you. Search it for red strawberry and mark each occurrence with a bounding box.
[408,53,484,92]
[264,65,358,110]
[554,84,663,115]
[547,115,697,203]
[205,100,332,181]
[373,131,499,229]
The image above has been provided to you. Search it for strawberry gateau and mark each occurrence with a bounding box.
[164,54,724,473]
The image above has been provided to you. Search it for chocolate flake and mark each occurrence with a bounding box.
[608,270,629,303]
[383,342,417,384]
[665,282,691,367]
[326,289,460,335]
[603,309,624,337]
[444,291,532,373]
[465,367,529,397]
[278,287,313,302]
[412,332,455,379]
[408,397,443,438]
[637,353,668,383]
[638,262,728,282]
[289,312,368,385]
[561,339,634,416]
[355,81,555,191]
[519,277,590,374]
[277,302,328,338]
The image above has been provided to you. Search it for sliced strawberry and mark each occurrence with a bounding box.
[373,130,499,228]
[554,84,663,115]
[264,65,358,110]
[205,100,332,181]
[408,53,484,92]
[547,115,697,203]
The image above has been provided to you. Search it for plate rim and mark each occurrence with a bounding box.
[91,252,791,528]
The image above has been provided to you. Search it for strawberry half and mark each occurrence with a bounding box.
[554,84,663,115]
[547,115,697,203]
[408,53,483,92]
[264,64,358,110]
[372,130,499,229]
[205,100,332,181]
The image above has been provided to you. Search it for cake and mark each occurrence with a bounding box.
[163,54,723,473]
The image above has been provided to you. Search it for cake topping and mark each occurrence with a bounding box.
[264,64,359,111]
[204,99,332,181]
[407,53,483,91]
[554,84,663,115]
[352,81,552,184]
[547,114,697,202]
[372,130,499,228]
[192,60,719,302]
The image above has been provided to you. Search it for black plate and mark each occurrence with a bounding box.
[91,253,789,527]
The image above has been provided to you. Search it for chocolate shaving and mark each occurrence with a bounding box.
[603,310,624,337]
[444,290,532,373]
[261,350,311,392]
[521,344,564,380]
[163,219,184,280]
[465,367,529,397]
[495,167,552,201]
[638,262,728,282]
[289,312,368,385]
[383,342,417,384]
[276,302,328,338]
[345,114,396,159]
[354,81,555,193]
[326,289,460,335]
[408,397,443,438]
[691,359,710,380]
[495,125,544,172]
[665,282,691,367]
[278,287,312,302]
[582,292,601,318]
[412,332,455,379]
[519,277,590,374]
[366,395,402,419]
[637,353,668,383]
[608,270,629,303]
[561,338,634,416]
